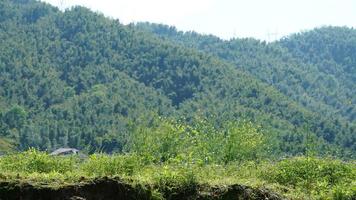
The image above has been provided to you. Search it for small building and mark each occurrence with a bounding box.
[50,148,79,156]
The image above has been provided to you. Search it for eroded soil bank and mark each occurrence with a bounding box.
[0,178,284,200]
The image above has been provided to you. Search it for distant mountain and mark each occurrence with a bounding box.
[136,22,356,156]
[280,27,356,120]
[0,0,354,157]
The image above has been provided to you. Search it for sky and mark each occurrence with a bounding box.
[42,0,356,41]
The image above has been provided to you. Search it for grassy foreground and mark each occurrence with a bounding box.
[0,149,355,200]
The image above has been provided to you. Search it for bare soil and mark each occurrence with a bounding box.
[0,178,284,200]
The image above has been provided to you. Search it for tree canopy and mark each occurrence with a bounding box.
[0,0,354,158]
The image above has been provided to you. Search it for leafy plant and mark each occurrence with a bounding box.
[0,148,78,174]
[81,153,143,177]
[263,156,356,199]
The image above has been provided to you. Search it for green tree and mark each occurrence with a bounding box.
[4,105,27,130]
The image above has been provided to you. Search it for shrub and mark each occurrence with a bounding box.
[130,118,267,164]
[151,164,197,193]
[81,153,143,177]
[222,121,266,163]
[263,156,356,199]
[0,148,77,174]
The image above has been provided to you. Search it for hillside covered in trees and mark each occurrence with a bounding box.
[0,0,355,160]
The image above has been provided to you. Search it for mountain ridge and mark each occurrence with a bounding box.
[0,0,354,158]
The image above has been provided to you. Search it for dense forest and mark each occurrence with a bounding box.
[0,0,355,160]
[135,23,356,155]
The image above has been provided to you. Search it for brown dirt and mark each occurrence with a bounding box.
[0,178,285,200]
[0,177,151,200]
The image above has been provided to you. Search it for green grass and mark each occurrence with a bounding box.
[262,157,356,199]
[0,149,355,199]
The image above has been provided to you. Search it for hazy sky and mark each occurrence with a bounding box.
[42,0,356,41]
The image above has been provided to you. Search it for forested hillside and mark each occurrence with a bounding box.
[136,23,356,157]
[280,27,356,120]
[136,23,355,122]
[0,0,354,158]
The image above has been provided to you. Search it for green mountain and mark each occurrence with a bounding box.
[136,23,355,120]
[0,0,354,157]
[280,27,356,120]
[135,22,356,156]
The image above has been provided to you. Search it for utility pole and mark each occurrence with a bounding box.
[59,0,67,11]
[266,29,279,42]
